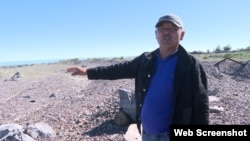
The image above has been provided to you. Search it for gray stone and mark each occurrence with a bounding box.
[123,124,141,141]
[114,109,131,127]
[27,122,56,139]
[209,106,224,113]
[118,88,136,122]
[0,124,34,141]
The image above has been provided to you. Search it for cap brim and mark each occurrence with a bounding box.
[155,20,181,28]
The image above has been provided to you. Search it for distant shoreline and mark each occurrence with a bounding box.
[0,56,135,67]
[0,59,61,67]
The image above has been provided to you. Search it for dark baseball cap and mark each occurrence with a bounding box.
[155,14,183,28]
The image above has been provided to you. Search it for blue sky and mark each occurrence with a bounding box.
[0,0,249,63]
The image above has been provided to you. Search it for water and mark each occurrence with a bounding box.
[0,59,61,67]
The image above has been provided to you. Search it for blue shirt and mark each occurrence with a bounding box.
[141,51,178,134]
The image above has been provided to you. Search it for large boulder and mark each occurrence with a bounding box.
[27,122,56,140]
[114,108,131,127]
[118,88,136,122]
[0,124,34,141]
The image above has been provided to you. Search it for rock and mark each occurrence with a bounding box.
[209,96,220,102]
[209,106,224,113]
[11,72,21,81]
[0,123,34,141]
[27,122,56,140]
[113,109,131,127]
[49,92,57,98]
[123,124,141,141]
[118,88,136,122]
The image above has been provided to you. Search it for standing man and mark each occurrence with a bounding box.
[67,14,209,141]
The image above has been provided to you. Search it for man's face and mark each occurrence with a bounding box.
[155,22,185,50]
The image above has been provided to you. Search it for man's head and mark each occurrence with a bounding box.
[155,14,185,52]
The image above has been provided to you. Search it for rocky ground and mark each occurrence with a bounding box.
[0,58,249,141]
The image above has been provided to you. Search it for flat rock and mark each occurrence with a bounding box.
[123,124,141,141]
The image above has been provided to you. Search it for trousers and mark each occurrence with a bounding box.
[142,131,170,141]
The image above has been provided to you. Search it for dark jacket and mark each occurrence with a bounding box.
[87,45,209,133]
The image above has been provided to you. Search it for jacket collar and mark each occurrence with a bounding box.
[145,45,192,65]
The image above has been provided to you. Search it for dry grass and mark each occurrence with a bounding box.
[0,63,74,79]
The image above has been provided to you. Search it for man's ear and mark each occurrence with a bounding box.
[180,31,185,40]
[155,30,158,39]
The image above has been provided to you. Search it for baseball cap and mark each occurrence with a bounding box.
[155,14,183,28]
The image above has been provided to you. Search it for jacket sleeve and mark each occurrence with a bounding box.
[86,54,144,80]
[191,58,210,124]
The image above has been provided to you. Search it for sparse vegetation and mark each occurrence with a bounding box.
[112,56,124,60]
[191,46,250,61]
[193,52,250,61]
[69,58,79,62]
[59,58,80,63]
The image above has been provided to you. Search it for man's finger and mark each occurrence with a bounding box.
[67,68,76,73]
[72,72,79,76]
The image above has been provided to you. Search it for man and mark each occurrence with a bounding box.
[67,14,209,141]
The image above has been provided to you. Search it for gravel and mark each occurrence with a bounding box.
[0,59,249,141]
